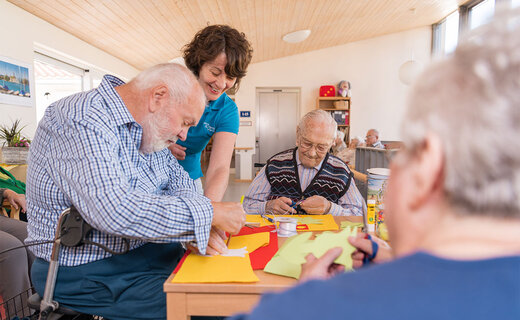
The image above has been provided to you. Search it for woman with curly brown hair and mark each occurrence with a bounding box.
[169,25,253,201]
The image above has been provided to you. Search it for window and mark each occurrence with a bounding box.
[34,54,85,122]
[432,10,459,57]
[432,0,517,57]
[444,12,460,54]
[33,52,107,123]
[469,0,495,30]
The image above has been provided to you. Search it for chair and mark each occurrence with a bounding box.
[1,198,20,220]
[351,168,368,201]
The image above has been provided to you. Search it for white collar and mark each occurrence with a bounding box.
[295,149,325,171]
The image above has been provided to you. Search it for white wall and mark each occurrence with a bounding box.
[235,27,431,145]
[0,0,139,139]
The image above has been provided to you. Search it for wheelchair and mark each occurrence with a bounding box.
[27,207,103,320]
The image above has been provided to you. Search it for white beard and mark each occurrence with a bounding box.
[140,110,177,154]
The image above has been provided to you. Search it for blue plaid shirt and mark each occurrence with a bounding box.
[26,75,213,266]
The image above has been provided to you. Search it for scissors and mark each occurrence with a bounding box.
[290,199,304,208]
[286,199,304,214]
[362,234,379,266]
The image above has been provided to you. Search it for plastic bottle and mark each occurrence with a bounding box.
[367,199,376,232]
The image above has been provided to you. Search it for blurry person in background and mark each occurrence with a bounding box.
[365,128,384,148]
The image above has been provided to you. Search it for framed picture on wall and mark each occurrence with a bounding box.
[0,55,35,107]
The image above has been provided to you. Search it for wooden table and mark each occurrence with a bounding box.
[163,216,362,320]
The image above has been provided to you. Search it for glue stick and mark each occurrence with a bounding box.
[367,199,376,232]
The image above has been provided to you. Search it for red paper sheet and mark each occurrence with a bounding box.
[173,225,278,273]
[237,225,278,270]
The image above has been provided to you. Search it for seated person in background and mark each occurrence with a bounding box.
[26,63,245,320]
[365,128,384,148]
[230,9,520,320]
[243,110,365,216]
[0,189,34,318]
[331,130,347,154]
[336,135,363,165]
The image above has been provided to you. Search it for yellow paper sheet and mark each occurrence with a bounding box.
[246,214,339,231]
[228,232,270,253]
[172,253,259,283]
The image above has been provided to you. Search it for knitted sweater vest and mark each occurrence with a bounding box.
[265,148,352,213]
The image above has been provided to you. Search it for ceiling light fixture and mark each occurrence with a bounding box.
[398,7,422,86]
[282,29,311,43]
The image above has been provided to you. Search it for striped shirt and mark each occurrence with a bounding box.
[243,152,366,216]
[26,75,213,266]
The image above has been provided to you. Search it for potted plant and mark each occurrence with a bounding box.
[0,119,31,164]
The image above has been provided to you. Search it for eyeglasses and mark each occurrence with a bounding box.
[298,137,331,153]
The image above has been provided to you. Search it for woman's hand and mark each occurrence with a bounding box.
[4,189,26,213]
[168,143,187,160]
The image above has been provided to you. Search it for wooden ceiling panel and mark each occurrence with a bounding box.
[8,0,469,70]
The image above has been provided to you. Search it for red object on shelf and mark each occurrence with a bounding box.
[345,111,350,125]
[319,85,335,97]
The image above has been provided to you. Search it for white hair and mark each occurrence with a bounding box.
[351,136,364,147]
[401,7,520,218]
[132,63,205,109]
[368,128,379,138]
[297,110,337,139]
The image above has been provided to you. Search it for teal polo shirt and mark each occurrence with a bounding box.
[177,92,239,179]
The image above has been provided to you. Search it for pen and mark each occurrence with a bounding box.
[228,195,246,247]
[260,214,276,224]
[226,233,231,247]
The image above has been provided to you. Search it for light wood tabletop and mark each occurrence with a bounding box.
[163,216,363,320]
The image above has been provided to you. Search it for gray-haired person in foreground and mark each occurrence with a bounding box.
[230,7,520,320]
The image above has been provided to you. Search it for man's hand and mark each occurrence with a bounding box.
[212,202,246,235]
[348,232,393,269]
[300,195,331,214]
[186,227,228,255]
[265,197,296,214]
[4,189,26,213]
[299,247,345,282]
[168,143,187,160]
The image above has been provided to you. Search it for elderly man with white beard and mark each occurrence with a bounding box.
[26,63,245,320]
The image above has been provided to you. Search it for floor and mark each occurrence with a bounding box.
[201,168,252,203]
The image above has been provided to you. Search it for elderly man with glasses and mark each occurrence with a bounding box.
[365,128,384,149]
[243,110,365,216]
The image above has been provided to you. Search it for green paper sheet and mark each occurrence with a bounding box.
[306,227,358,269]
[264,227,358,279]
[296,217,324,225]
[264,254,302,279]
[340,220,364,230]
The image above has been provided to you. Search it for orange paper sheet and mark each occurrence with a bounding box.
[246,214,339,231]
